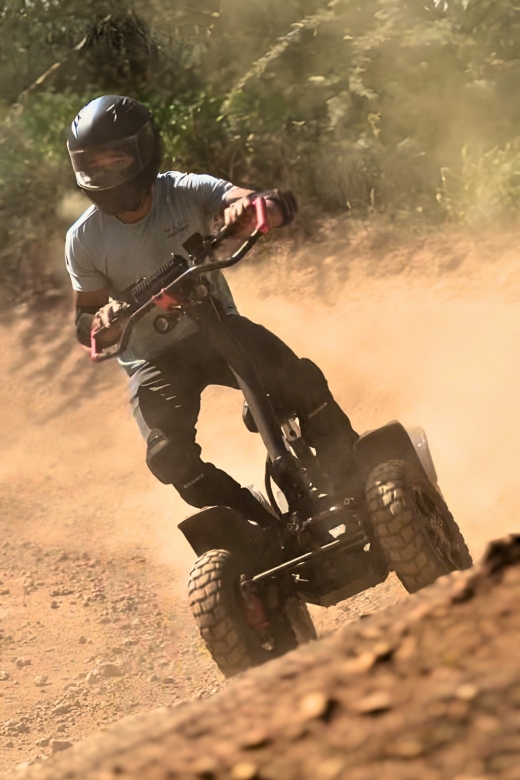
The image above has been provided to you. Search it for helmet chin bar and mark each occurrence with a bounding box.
[81,175,153,216]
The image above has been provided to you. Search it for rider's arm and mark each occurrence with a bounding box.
[74,288,110,347]
[66,225,118,347]
[222,187,297,233]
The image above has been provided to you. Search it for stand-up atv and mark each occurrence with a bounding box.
[91,198,472,678]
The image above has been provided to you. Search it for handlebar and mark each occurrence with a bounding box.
[90,197,270,362]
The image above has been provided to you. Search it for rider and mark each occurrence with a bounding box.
[65,95,359,529]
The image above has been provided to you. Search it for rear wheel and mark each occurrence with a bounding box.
[366,459,472,593]
[188,548,316,677]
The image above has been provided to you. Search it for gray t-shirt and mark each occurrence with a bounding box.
[65,171,238,373]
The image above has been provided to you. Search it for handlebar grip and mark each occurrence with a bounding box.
[254,196,269,234]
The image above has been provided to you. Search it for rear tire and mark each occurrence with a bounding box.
[366,459,472,593]
[188,549,315,677]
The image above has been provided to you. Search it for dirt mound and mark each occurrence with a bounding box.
[4,535,519,780]
[0,505,406,773]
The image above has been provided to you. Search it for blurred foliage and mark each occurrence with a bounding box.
[1,0,520,298]
[438,140,520,224]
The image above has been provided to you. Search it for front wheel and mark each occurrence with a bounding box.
[188,549,315,678]
[366,459,472,593]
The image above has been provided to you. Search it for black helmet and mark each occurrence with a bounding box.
[67,95,163,215]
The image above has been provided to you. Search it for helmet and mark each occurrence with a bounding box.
[67,95,163,215]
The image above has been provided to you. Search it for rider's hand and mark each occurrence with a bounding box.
[92,300,130,345]
[223,196,256,236]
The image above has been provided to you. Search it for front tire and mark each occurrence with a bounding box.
[366,460,472,593]
[188,549,315,677]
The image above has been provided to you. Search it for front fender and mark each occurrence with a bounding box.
[178,506,283,574]
[354,421,427,482]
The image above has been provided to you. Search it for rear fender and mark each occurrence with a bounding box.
[355,421,427,482]
[406,426,441,491]
[178,506,283,573]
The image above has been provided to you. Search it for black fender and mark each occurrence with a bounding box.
[178,506,283,574]
[354,421,427,483]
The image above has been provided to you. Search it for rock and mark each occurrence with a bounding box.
[0,671,10,681]
[317,758,345,779]
[15,658,31,669]
[22,577,37,595]
[3,719,29,734]
[238,729,270,749]
[0,588,10,596]
[50,600,59,609]
[49,739,73,753]
[161,676,175,685]
[85,670,100,684]
[386,737,425,758]
[35,738,49,747]
[351,691,393,714]
[99,663,123,678]
[299,692,330,720]
[52,705,71,716]
[456,683,479,701]
[231,762,259,780]
[34,675,49,687]
[341,652,377,675]
[78,636,87,645]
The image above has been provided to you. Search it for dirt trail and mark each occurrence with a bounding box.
[5,536,520,780]
[0,219,519,772]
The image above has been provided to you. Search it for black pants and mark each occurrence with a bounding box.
[130,315,358,525]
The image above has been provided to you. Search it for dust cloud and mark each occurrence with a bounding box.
[200,226,520,562]
[1,223,518,583]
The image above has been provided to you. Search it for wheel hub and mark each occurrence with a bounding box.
[412,488,461,569]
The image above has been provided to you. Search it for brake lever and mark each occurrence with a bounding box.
[199,197,269,256]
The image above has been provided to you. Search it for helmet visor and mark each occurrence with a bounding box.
[68,121,155,190]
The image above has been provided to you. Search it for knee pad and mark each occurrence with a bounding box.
[146,428,187,485]
[298,358,330,404]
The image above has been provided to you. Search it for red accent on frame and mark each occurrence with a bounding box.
[151,289,181,311]
[241,585,269,632]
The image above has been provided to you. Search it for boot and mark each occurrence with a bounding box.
[301,396,359,496]
[176,463,277,529]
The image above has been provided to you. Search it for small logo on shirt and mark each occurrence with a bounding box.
[164,219,189,238]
